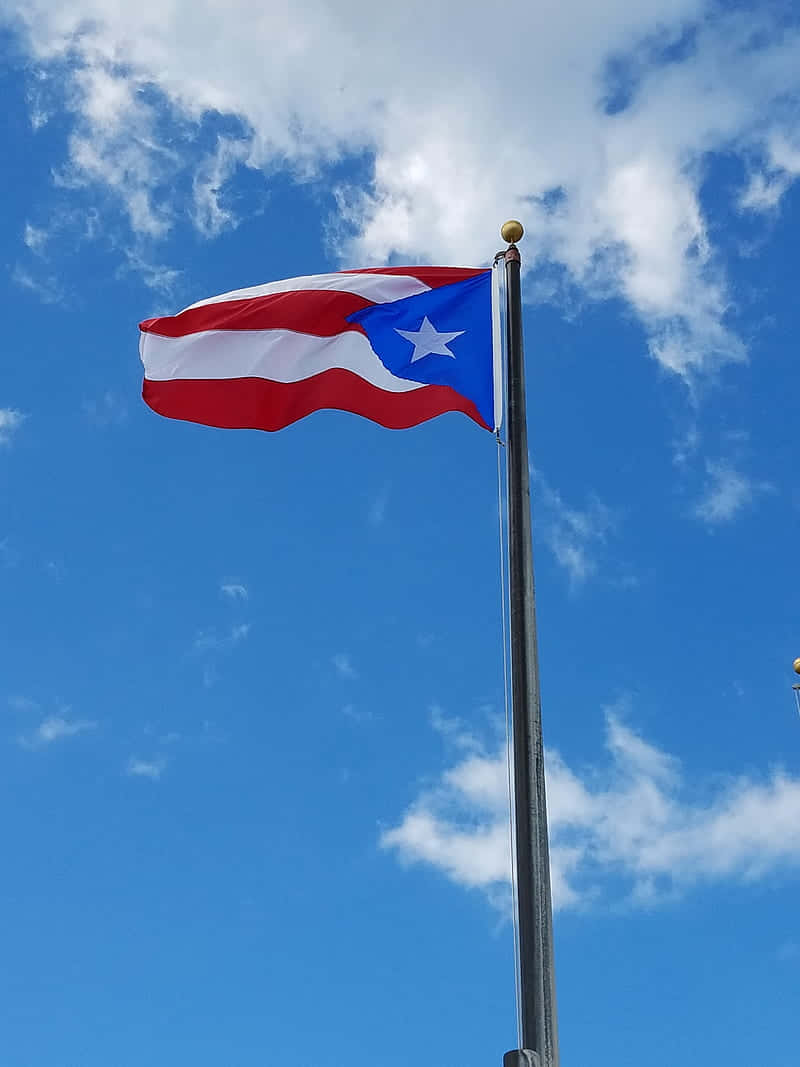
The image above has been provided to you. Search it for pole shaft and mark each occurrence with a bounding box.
[504,246,559,1066]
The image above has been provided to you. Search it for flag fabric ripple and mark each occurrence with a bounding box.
[139,267,494,433]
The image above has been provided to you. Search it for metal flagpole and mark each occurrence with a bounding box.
[500,220,559,1067]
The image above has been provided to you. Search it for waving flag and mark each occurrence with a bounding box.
[139,267,494,432]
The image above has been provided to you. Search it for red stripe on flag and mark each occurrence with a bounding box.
[140,289,371,339]
[142,371,489,432]
[341,267,488,287]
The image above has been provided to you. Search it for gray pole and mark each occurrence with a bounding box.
[500,222,559,1067]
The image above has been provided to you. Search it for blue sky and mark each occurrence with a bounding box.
[2,2,800,1065]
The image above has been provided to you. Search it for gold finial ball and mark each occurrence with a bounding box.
[793,657,800,675]
[501,219,524,244]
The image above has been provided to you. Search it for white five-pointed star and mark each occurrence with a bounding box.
[394,316,465,362]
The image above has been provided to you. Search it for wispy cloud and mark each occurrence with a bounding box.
[739,134,800,214]
[0,537,20,567]
[119,248,181,295]
[693,461,773,524]
[126,756,167,780]
[83,391,128,427]
[23,221,49,253]
[194,623,250,652]
[332,653,358,680]
[0,408,26,446]
[7,695,39,713]
[44,560,65,582]
[429,703,482,754]
[11,264,64,304]
[739,171,793,212]
[672,423,700,467]
[368,486,389,528]
[27,100,49,132]
[56,64,174,241]
[532,472,616,587]
[192,136,248,237]
[19,714,96,749]
[220,582,248,601]
[382,708,800,911]
[341,703,375,724]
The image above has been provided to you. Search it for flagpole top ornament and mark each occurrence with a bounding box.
[501,220,524,244]
[793,657,800,675]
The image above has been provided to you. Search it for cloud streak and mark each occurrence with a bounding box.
[126,755,167,780]
[533,472,616,587]
[11,264,64,305]
[332,653,358,680]
[220,582,248,601]
[19,714,96,749]
[194,623,250,652]
[693,460,773,524]
[382,709,800,910]
[0,408,25,446]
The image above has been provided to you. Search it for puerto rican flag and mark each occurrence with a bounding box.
[139,267,495,433]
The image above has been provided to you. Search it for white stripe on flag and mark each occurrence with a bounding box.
[140,328,424,393]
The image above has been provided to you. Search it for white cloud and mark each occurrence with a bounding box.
[672,423,700,467]
[27,93,49,131]
[738,171,793,212]
[0,537,20,567]
[83,390,127,426]
[194,622,250,652]
[23,222,48,253]
[11,264,64,304]
[332,653,358,680]
[429,703,482,753]
[4,3,800,376]
[126,755,167,780]
[0,409,25,446]
[533,473,616,587]
[693,460,773,524]
[342,703,375,724]
[119,247,181,295]
[739,133,800,213]
[382,709,800,910]
[56,64,174,241]
[220,582,248,601]
[368,486,389,528]
[45,560,65,582]
[192,137,249,237]
[19,714,96,749]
